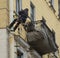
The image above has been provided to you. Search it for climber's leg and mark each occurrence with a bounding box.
[13,21,21,31]
[9,19,17,29]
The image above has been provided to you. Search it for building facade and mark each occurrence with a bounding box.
[0,0,60,58]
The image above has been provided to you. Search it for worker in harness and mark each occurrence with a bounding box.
[7,8,31,31]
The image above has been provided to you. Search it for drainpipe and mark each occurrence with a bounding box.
[19,0,22,11]
[9,0,13,23]
[9,0,15,58]
[9,34,15,58]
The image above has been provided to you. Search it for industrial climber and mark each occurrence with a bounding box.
[7,8,30,31]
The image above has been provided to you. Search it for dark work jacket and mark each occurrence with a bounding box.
[18,10,28,23]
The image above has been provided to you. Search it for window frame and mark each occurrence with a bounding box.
[50,0,54,7]
[30,1,35,21]
[58,0,60,18]
[45,0,56,13]
[17,49,23,58]
[16,0,22,14]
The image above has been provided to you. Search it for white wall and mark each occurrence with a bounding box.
[0,29,8,58]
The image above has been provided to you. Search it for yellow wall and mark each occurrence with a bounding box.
[0,0,60,58]
[22,0,60,57]
[22,0,60,43]
[0,0,9,28]
[22,0,30,16]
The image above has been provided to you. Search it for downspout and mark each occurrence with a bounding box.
[19,0,22,11]
[9,0,15,58]
[9,0,13,23]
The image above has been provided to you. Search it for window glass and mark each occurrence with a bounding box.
[51,0,54,7]
[16,0,22,14]
[17,49,23,58]
[58,0,60,18]
[30,2,35,21]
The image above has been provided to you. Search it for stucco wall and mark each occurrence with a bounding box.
[22,0,60,48]
[22,0,60,57]
[0,0,9,28]
[0,0,60,58]
[0,29,8,58]
[0,0,9,57]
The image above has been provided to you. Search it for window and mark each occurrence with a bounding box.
[17,49,23,58]
[47,0,55,12]
[16,0,22,14]
[51,0,54,7]
[30,2,35,21]
[58,0,60,18]
[50,0,55,12]
[48,0,54,7]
